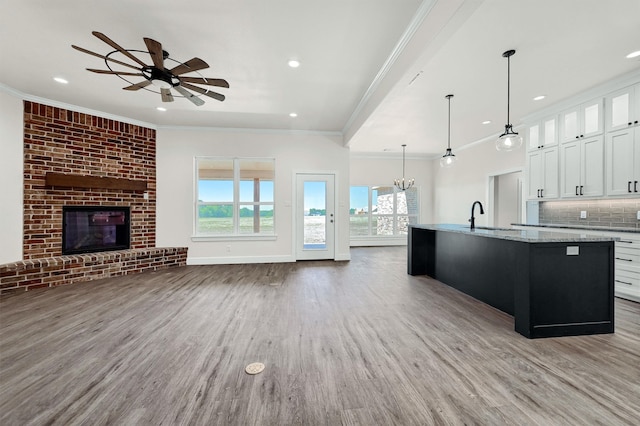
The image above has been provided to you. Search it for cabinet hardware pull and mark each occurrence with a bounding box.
[615,257,633,262]
[576,136,579,139]
[635,120,638,124]
[619,240,634,244]
[630,122,633,126]
[635,181,638,192]
[537,189,540,197]
[628,181,632,193]
[580,186,583,195]
[540,188,543,197]
[615,279,633,286]
[580,134,583,138]
[575,186,579,196]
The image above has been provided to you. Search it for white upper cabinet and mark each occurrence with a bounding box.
[560,136,604,198]
[527,116,557,152]
[527,146,558,199]
[560,98,603,143]
[606,126,640,196]
[605,83,640,132]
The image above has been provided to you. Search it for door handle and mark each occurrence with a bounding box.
[580,186,583,196]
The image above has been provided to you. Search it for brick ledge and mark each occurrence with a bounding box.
[0,247,188,295]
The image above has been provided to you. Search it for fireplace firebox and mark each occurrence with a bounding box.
[62,206,131,255]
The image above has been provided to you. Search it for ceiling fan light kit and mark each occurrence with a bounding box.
[72,31,229,106]
[496,49,523,151]
[440,94,457,168]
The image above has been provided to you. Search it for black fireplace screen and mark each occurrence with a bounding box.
[62,206,131,255]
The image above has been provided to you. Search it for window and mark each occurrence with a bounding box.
[196,157,275,236]
[349,185,418,237]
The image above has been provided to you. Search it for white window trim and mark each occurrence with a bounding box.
[193,156,276,240]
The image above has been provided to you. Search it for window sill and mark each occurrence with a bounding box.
[191,234,277,242]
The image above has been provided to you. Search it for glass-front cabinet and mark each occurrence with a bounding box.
[559,98,603,143]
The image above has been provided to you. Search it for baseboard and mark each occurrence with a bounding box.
[187,254,296,265]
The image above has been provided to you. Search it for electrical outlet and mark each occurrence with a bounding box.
[580,210,587,219]
[637,211,640,220]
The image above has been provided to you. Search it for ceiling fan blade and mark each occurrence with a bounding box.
[169,58,209,76]
[143,37,164,69]
[181,82,226,102]
[86,68,144,77]
[123,80,152,91]
[179,76,229,88]
[160,88,174,102]
[92,31,148,68]
[72,45,141,71]
[174,85,205,106]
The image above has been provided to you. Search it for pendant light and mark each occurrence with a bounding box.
[394,144,414,191]
[440,94,457,167]
[496,49,523,151]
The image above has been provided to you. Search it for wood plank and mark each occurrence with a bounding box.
[45,172,147,191]
[1,247,639,424]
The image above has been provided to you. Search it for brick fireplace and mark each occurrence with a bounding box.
[0,102,186,295]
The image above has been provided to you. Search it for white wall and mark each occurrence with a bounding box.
[432,138,525,227]
[350,155,434,223]
[156,128,350,264]
[0,90,24,263]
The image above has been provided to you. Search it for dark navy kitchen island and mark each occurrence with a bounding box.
[408,224,616,338]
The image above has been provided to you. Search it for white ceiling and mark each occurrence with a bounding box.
[1,0,639,157]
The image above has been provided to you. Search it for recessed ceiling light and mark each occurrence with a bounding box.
[53,77,68,84]
[533,95,546,101]
[156,107,167,112]
[482,120,491,125]
[289,112,298,117]
[626,50,640,59]
[288,59,300,68]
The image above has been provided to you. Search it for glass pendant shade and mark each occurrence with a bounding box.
[440,94,457,167]
[496,49,522,152]
[496,124,523,151]
[440,148,457,167]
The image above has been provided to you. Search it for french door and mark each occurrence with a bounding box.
[295,173,335,260]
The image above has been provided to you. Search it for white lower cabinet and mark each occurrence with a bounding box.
[512,226,640,303]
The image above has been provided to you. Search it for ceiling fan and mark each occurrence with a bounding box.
[72,31,229,106]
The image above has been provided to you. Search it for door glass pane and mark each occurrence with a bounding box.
[584,103,599,134]
[611,93,629,128]
[304,181,326,249]
[564,111,578,139]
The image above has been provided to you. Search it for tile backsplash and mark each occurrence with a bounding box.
[539,199,640,229]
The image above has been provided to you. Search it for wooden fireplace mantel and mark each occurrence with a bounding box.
[45,172,148,191]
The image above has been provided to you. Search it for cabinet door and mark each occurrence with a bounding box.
[606,84,640,132]
[527,151,542,199]
[606,128,636,196]
[541,147,559,198]
[561,109,580,143]
[560,141,582,197]
[527,124,540,151]
[581,136,604,197]
[542,117,557,147]
[582,99,603,138]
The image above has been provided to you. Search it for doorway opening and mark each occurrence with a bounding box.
[488,170,523,228]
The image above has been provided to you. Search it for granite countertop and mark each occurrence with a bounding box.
[511,223,640,234]
[412,224,618,243]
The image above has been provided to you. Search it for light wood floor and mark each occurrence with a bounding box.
[1,247,639,425]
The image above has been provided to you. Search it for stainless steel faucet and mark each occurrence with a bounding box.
[469,201,484,230]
